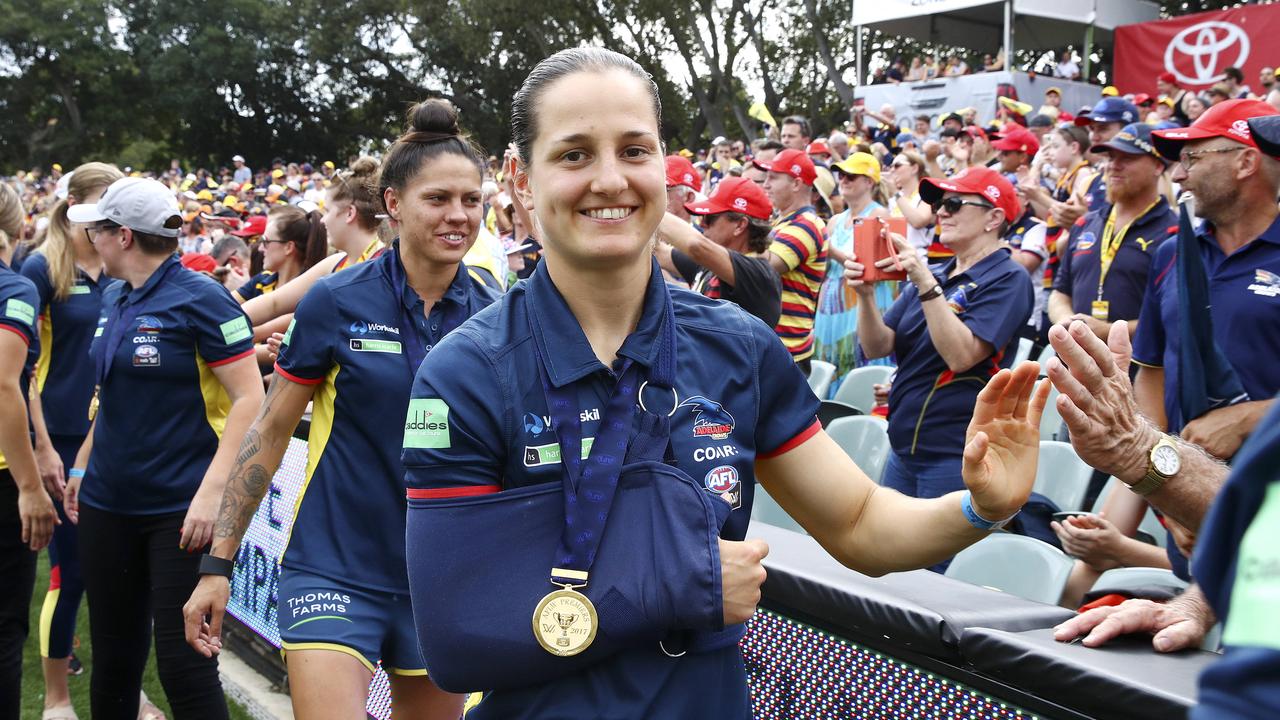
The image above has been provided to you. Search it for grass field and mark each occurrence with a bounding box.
[22,552,253,720]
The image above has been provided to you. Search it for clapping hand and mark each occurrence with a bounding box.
[962,362,1051,521]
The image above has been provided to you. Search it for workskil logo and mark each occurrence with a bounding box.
[679,396,735,440]
[349,321,400,335]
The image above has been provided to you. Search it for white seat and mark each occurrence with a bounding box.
[945,534,1074,605]
[807,360,836,400]
[1092,477,1168,549]
[1035,344,1057,376]
[1012,337,1034,367]
[1040,385,1065,441]
[826,416,891,484]
[832,365,895,414]
[1034,441,1093,511]
[749,485,806,535]
[1091,567,1188,594]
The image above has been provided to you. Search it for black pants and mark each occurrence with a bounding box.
[78,504,229,720]
[0,472,37,720]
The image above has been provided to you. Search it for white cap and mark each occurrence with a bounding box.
[67,177,182,238]
[55,171,74,201]
[232,155,246,163]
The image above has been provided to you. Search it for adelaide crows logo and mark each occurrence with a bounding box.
[1248,268,1280,297]
[679,396,736,440]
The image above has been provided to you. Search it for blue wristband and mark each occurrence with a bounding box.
[68,468,85,479]
[961,491,1017,531]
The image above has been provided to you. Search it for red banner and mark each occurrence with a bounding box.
[1114,5,1280,95]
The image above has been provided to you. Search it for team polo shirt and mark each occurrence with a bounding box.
[234,271,278,302]
[19,252,113,437]
[882,248,1033,458]
[1086,170,1107,210]
[768,205,826,361]
[1132,217,1280,433]
[1190,395,1280,718]
[402,260,819,715]
[1053,198,1176,321]
[82,256,255,514]
[275,244,498,592]
[0,261,39,471]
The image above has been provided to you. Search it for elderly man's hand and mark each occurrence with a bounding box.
[1045,320,1159,484]
[1054,586,1214,652]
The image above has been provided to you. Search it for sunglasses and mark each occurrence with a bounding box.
[931,197,994,214]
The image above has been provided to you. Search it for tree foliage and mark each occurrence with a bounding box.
[0,0,1248,171]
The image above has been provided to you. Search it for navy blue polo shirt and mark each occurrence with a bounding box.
[1086,171,1107,209]
[0,260,39,472]
[234,271,278,302]
[1132,217,1280,432]
[883,247,1033,458]
[83,256,255,514]
[1191,395,1280,718]
[1052,198,1176,321]
[20,252,115,437]
[275,243,498,592]
[402,260,819,716]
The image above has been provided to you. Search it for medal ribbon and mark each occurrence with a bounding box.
[1097,200,1160,301]
[531,273,677,589]
[95,260,181,386]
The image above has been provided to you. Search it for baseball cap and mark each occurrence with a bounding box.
[1089,123,1166,162]
[831,152,881,183]
[55,171,74,201]
[324,160,336,170]
[1027,114,1056,129]
[812,167,836,213]
[1158,72,1177,85]
[1151,98,1279,160]
[685,176,772,220]
[752,148,817,186]
[805,140,832,157]
[937,112,964,128]
[1133,93,1153,106]
[1101,86,1120,97]
[991,125,1040,156]
[271,168,285,179]
[1074,97,1141,126]
[664,155,702,192]
[67,178,183,238]
[919,166,1021,222]
[180,253,218,273]
[1045,86,1062,96]
[1248,115,1280,157]
[230,214,268,238]
[961,125,987,140]
[196,189,214,202]
[232,154,246,163]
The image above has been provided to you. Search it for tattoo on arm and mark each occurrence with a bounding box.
[213,426,272,543]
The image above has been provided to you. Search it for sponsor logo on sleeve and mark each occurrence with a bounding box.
[4,298,34,326]
[220,316,252,345]
[404,398,451,449]
[282,318,296,346]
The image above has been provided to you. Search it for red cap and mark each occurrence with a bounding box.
[919,166,1021,222]
[962,125,988,140]
[805,140,831,157]
[180,253,217,273]
[684,176,773,220]
[1151,98,1280,160]
[752,148,817,186]
[1134,93,1152,106]
[230,214,268,238]
[991,125,1040,155]
[1158,72,1177,84]
[664,155,702,192]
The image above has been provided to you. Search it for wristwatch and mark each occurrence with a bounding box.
[1131,434,1180,496]
[198,554,235,579]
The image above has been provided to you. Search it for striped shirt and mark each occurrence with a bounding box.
[768,206,826,361]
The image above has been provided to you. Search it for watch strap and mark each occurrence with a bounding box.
[919,283,945,302]
[1131,435,1177,497]
[198,554,235,579]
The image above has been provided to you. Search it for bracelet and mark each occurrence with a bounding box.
[918,284,945,302]
[68,468,85,479]
[961,491,1018,531]
[198,554,236,579]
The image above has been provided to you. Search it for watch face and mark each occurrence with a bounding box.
[1153,444,1180,476]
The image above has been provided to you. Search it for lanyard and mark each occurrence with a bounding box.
[1097,200,1159,300]
[531,277,677,589]
[95,260,180,387]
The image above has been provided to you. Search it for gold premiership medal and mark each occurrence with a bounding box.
[532,587,598,656]
[88,386,99,421]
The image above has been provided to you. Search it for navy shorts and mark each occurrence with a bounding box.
[277,566,425,675]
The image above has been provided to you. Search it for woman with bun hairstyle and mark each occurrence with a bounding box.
[238,157,386,326]
[183,99,498,719]
[398,48,1046,718]
[0,181,58,720]
[19,161,122,719]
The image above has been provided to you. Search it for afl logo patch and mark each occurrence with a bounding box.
[132,344,160,367]
[705,465,742,510]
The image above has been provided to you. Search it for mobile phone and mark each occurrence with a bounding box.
[1052,511,1096,522]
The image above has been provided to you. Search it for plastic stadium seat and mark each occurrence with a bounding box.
[817,400,863,428]
[1035,441,1094,511]
[1035,344,1057,375]
[1091,567,1189,595]
[826,416,891,484]
[833,365,895,414]
[750,485,806,535]
[808,360,837,400]
[1040,385,1064,441]
[945,534,1073,605]
[1012,337,1034,367]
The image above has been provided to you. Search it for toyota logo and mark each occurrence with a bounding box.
[1164,20,1250,86]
